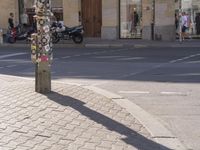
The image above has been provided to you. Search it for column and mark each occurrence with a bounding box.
[142,0,175,41]
[102,0,119,39]
[142,0,153,40]
[154,0,175,41]
[63,0,80,27]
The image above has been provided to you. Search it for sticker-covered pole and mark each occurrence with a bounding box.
[31,0,53,93]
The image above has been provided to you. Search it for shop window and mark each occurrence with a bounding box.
[120,0,142,39]
[175,0,200,38]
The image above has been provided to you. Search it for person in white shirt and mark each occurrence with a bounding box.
[20,9,29,27]
[181,12,189,40]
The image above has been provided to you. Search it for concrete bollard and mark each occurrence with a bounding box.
[0,29,3,44]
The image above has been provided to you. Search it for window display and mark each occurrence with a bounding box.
[120,0,142,39]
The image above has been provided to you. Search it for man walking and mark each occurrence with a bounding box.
[8,12,14,29]
[180,12,189,40]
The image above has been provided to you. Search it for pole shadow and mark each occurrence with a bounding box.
[46,91,172,150]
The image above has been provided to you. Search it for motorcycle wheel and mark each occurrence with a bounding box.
[72,33,83,44]
[52,33,60,44]
[7,36,16,44]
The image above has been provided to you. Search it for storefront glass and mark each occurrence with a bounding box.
[119,0,142,39]
[175,0,200,38]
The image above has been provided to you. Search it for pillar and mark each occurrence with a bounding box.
[102,0,119,39]
[63,0,80,27]
[154,0,175,41]
[142,0,175,41]
[142,0,153,40]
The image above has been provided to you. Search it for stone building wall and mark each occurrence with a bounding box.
[0,0,19,32]
[0,0,177,41]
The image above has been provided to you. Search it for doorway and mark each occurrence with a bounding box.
[81,0,102,37]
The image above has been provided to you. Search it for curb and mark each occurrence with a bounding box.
[83,86,187,150]
[0,42,199,49]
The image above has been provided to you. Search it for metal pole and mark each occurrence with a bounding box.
[31,0,53,93]
[151,0,155,40]
[179,0,182,43]
[0,29,3,44]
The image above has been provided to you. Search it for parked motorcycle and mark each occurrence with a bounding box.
[51,22,84,44]
[6,24,34,43]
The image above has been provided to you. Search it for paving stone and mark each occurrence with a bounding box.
[67,143,82,150]
[15,145,32,150]
[0,135,15,144]
[4,141,19,148]
[58,139,72,146]
[32,145,50,150]
[82,142,98,149]
[0,77,155,150]
[98,141,113,148]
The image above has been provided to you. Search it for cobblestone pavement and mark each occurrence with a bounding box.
[0,76,170,150]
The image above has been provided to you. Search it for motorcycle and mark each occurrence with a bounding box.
[51,22,84,44]
[6,24,34,43]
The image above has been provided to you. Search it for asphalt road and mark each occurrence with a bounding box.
[0,46,200,150]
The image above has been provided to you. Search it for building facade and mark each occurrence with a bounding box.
[0,0,200,41]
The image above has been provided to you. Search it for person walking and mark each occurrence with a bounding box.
[195,13,200,35]
[8,12,14,29]
[180,12,189,40]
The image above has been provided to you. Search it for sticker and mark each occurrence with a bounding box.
[40,55,49,62]
[31,45,37,51]
[38,19,45,25]
[44,45,50,51]
[43,25,50,33]
[41,37,48,45]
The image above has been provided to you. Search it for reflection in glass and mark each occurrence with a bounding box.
[120,0,142,39]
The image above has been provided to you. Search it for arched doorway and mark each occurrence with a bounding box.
[81,0,102,37]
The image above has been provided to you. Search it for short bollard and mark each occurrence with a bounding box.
[0,29,3,44]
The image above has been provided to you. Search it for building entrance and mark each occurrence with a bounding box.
[81,0,102,37]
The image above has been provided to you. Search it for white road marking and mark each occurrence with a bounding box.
[170,53,200,63]
[95,56,124,59]
[160,92,185,95]
[169,73,200,76]
[6,65,17,68]
[0,59,30,63]
[0,53,27,59]
[185,60,200,64]
[117,57,144,61]
[119,91,150,94]
[62,56,71,59]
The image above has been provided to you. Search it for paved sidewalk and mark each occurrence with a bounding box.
[0,38,200,48]
[0,75,172,150]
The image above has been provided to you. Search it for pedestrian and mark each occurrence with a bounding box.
[195,13,200,35]
[175,13,179,36]
[8,12,14,29]
[20,9,29,27]
[32,16,37,32]
[180,12,189,40]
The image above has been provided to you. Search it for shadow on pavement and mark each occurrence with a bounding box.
[46,91,171,150]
